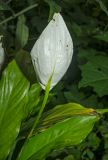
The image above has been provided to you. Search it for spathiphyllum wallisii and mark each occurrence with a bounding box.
[31,13,73,89]
[0,36,4,70]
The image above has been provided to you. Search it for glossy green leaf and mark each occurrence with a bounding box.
[41,103,96,127]
[17,103,99,160]
[0,60,30,160]
[79,55,108,97]
[24,83,41,119]
[16,15,29,48]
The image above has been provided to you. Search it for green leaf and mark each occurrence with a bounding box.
[20,83,41,137]
[86,132,100,150]
[0,60,30,160]
[78,48,103,61]
[94,31,108,42]
[44,0,61,21]
[16,15,29,48]
[24,83,41,119]
[17,103,99,160]
[41,103,96,127]
[79,55,108,97]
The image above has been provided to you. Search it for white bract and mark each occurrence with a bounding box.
[31,13,73,90]
[0,36,4,70]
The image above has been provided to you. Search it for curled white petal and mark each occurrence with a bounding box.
[31,13,73,89]
[0,36,5,69]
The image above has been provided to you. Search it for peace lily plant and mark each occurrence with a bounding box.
[28,13,73,137]
[0,12,108,160]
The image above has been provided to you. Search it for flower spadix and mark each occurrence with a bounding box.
[0,36,4,70]
[31,13,73,89]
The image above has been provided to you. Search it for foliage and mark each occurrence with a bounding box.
[0,0,108,160]
[79,55,108,97]
[0,61,29,160]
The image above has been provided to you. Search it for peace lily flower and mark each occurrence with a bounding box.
[0,36,4,70]
[31,13,73,90]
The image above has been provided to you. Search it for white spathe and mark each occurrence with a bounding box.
[31,13,73,89]
[0,36,4,70]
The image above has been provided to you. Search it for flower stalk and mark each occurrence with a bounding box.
[28,74,52,138]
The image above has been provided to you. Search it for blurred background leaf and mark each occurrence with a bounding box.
[79,55,108,96]
[16,14,29,49]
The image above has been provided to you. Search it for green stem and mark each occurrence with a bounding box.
[28,77,52,138]
[0,3,38,25]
